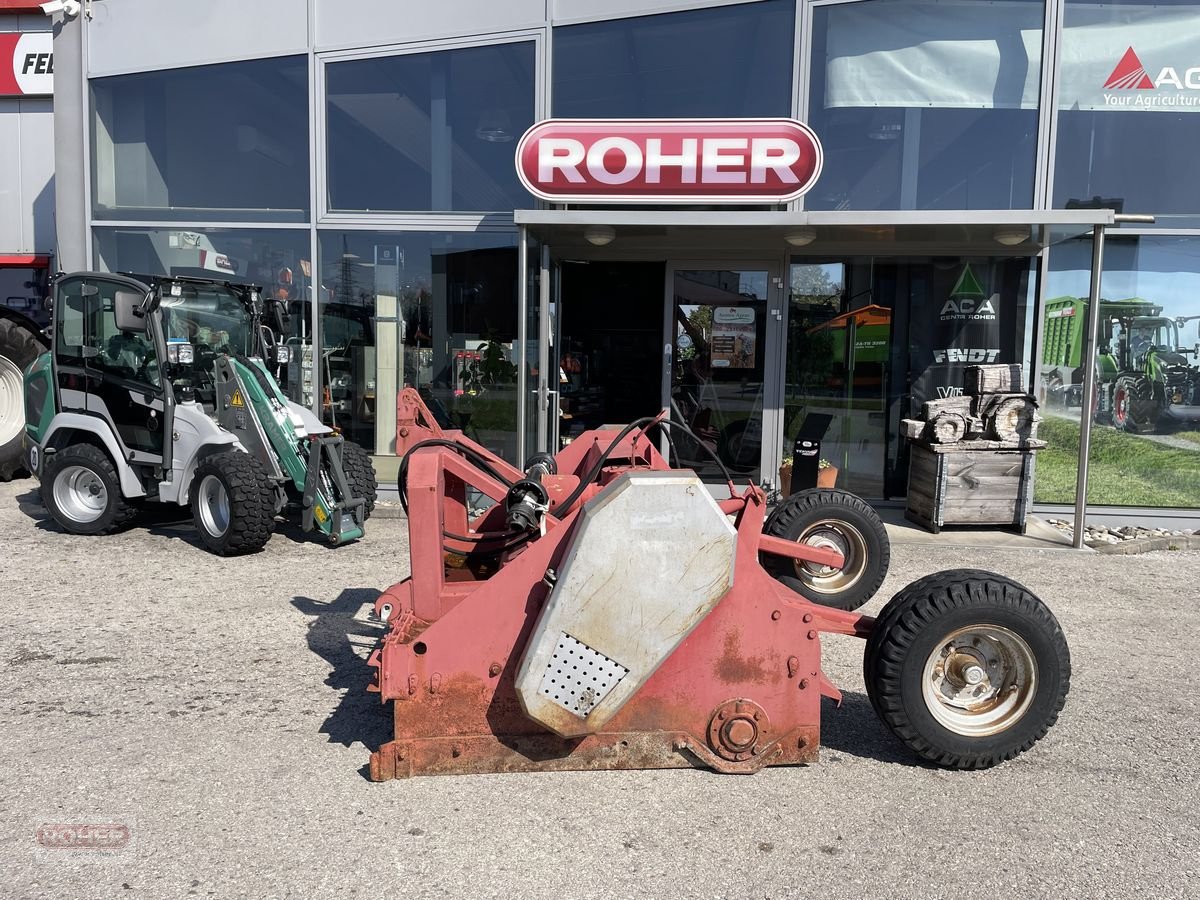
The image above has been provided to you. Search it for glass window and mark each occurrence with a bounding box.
[90,57,310,222]
[1036,236,1200,509]
[552,1,794,118]
[785,256,1035,499]
[325,42,535,213]
[93,227,315,404]
[807,0,1042,211]
[1053,0,1200,217]
[317,231,520,459]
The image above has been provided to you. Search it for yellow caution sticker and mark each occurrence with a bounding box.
[314,504,328,523]
[230,390,245,408]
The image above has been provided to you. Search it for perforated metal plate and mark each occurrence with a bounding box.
[537,633,629,718]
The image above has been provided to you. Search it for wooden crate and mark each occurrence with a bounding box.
[906,442,1038,534]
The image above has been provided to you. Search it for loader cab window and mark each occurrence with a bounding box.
[92,281,160,387]
[54,279,89,362]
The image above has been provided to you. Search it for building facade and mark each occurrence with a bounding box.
[0,1,54,322]
[47,0,1200,523]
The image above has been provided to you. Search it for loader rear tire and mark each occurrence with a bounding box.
[863,569,1070,769]
[42,444,137,535]
[190,451,275,556]
[761,488,889,611]
[339,439,377,520]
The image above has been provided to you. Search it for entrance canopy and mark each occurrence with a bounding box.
[513,208,1118,256]
[514,206,1148,549]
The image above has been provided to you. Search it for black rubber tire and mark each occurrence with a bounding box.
[1113,375,1159,434]
[0,316,47,481]
[190,450,276,556]
[761,488,890,611]
[864,569,1071,770]
[41,443,137,535]
[716,418,759,472]
[339,439,377,520]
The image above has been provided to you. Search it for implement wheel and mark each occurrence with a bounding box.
[762,488,890,611]
[190,451,275,555]
[42,444,137,535]
[339,439,377,520]
[864,569,1070,769]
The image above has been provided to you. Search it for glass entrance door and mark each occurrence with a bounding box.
[669,264,784,486]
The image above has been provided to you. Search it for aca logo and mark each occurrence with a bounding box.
[1103,47,1200,108]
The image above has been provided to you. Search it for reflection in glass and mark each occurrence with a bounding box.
[1037,236,1200,508]
[807,0,1042,210]
[326,43,535,212]
[553,1,794,118]
[1054,0,1200,215]
[785,257,1034,499]
[90,57,310,222]
[317,231,520,458]
[93,226,315,404]
[671,268,769,484]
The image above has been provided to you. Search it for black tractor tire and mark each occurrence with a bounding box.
[190,450,276,556]
[339,439,377,520]
[716,418,759,472]
[0,315,47,481]
[41,443,137,535]
[1112,376,1159,434]
[864,569,1071,770]
[761,488,890,611]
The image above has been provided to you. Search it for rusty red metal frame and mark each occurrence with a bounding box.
[368,391,871,779]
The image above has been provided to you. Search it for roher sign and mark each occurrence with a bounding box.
[516,118,823,203]
[0,33,53,97]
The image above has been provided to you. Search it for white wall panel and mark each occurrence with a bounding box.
[314,0,544,50]
[0,98,55,253]
[87,0,309,77]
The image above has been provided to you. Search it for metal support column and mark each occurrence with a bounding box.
[1072,224,1105,549]
[517,226,528,465]
[537,244,551,452]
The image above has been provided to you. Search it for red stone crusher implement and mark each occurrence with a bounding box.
[365,390,1070,780]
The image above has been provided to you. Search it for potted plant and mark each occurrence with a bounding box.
[817,457,839,488]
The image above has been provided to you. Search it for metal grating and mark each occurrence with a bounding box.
[537,632,628,718]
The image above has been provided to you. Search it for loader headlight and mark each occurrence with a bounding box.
[167,341,194,365]
[275,345,292,364]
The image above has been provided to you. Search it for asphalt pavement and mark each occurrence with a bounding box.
[1,478,1197,900]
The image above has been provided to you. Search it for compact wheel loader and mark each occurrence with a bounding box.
[22,272,376,554]
[362,392,1070,779]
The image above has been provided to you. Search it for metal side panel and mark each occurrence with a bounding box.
[158,402,242,504]
[41,412,146,498]
[515,471,737,738]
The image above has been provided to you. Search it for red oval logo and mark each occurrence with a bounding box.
[516,118,823,203]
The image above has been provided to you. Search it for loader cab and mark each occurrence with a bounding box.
[51,273,167,461]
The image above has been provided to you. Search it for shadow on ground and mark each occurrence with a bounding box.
[819,691,921,766]
[292,588,391,763]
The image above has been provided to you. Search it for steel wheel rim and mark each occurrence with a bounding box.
[922,625,1037,737]
[197,474,231,537]
[0,355,24,446]
[52,464,109,524]
[1114,387,1128,425]
[791,518,868,594]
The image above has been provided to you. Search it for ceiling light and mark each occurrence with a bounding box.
[993,227,1029,247]
[785,227,817,247]
[584,225,616,247]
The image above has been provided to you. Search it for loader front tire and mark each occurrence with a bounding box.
[339,439,377,520]
[42,444,137,535]
[190,451,275,556]
[761,488,889,611]
[863,569,1070,769]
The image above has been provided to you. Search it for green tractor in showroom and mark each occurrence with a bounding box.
[22,272,376,554]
